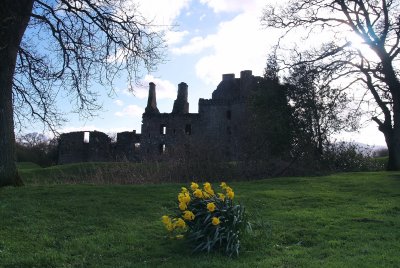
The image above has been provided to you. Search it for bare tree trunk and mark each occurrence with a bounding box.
[0,0,34,187]
[386,133,400,171]
[386,102,400,171]
[382,60,400,171]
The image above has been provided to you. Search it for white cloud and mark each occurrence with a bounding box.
[133,75,177,100]
[115,105,144,118]
[194,10,281,85]
[171,35,216,55]
[200,0,259,13]
[134,0,191,25]
[165,30,189,45]
[114,99,124,106]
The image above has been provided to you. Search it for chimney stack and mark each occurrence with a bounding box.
[172,82,189,114]
[145,82,160,114]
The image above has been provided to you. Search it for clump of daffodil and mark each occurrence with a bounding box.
[161,181,249,257]
[161,215,174,232]
[226,187,234,200]
[220,182,234,200]
[178,188,191,211]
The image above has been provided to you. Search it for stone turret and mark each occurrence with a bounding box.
[212,73,240,100]
[172,82,189,114]
[145,82,159,114]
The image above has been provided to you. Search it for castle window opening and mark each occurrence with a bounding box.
[159,143,166,154]
[83,132,90,143]
[227,126,231,135]
[160,124,167,135]
[226,110,231,120]
[185,124,192,135]
[134,143,140,150]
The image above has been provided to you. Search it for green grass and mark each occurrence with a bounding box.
[1,172,399,267]
[18,162,161,185]
[17,162,42,170]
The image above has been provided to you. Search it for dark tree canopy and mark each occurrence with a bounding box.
[285,61,359,155]
[0,0,166,186]
[262,0,400,170]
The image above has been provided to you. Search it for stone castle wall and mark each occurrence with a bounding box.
[58,70,264,164]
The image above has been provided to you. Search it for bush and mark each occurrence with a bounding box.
[161,182,250,257]
[321,142,385,172]
[373,147,388,157]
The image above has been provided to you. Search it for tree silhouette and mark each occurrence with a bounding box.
[262,0,400,170]
[285,62,358,155]
[0,0,165,186]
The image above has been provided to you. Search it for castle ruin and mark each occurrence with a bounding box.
[58,70,264,164]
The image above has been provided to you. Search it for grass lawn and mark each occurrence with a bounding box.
[1,171,399,267]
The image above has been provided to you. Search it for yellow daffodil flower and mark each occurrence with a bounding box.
[181,187,189,193]
[211,217,220,225]
[218,193,225,201]
[166,222,174,231]
[175,218,186,228]
[203,182,213,193]
[161,215,171,225]
[226,190,234,199]
[207,202,216,212]
[178,192,191,204]
[183,210,195,221]
[220,182,227,189]
[193,189,203,198]
[183,193,190,204]
[179,202,187,211]
[190,182,199,191]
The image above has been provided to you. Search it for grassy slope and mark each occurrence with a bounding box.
[17,162,42,170]
[1,172,399,267]
[18,162,164,185]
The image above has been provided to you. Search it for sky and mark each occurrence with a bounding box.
[29,0,386,147]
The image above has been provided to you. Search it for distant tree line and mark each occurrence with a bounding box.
[15,133,58,167]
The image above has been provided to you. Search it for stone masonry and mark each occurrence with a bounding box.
[58,70,263,164]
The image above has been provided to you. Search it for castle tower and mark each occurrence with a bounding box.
[145,82,160,114]
[172,82,189,114]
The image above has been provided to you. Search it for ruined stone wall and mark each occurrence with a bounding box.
[141,113,200,160]
[58,131,112,164]
[115,131,141,161]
